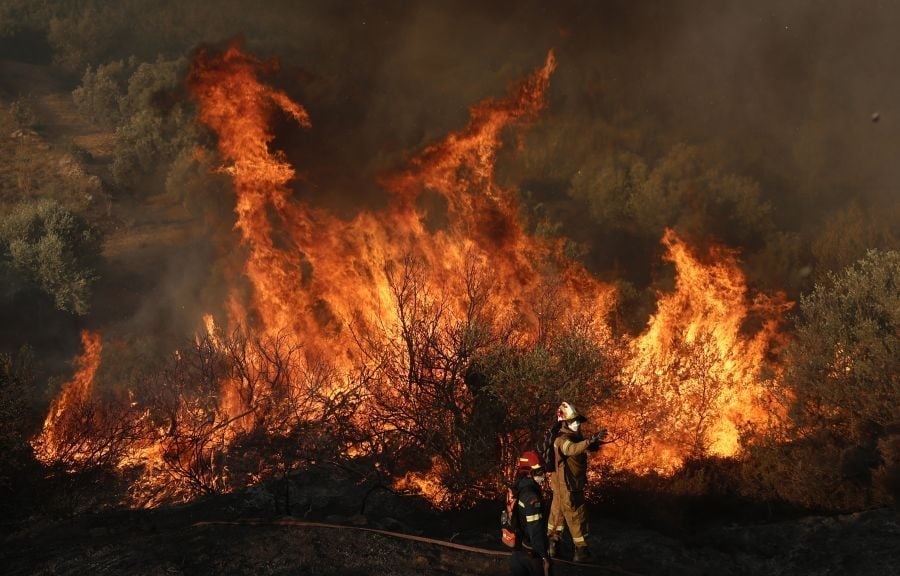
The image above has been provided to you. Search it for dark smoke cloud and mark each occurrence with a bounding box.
[240,0,899,257]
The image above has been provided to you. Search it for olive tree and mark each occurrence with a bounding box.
[0,199,103,315]
[72,59,130,127]
[762,249,900,509]
[787,249,899,440]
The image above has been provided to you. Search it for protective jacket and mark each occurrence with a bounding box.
[514,475,550,558]
[547,428,592,549]
[510,475,552,576]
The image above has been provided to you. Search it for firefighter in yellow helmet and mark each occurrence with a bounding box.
[546,401,607,563]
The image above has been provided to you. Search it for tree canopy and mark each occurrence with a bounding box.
[0,199,103,315]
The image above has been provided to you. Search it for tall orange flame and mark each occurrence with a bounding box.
[603,230,791,473]
[32,330,103,465]
[185,43,615,503]
[31,44,793,507]
[187,43,607,404]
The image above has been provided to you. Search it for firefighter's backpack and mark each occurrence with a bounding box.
[500,485,519,547]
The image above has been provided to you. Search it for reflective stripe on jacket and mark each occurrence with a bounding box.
[513,476,550,559]
[553,431,590,492]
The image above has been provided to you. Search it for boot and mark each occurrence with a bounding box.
[573,546,592,563]
[547,538,559,558]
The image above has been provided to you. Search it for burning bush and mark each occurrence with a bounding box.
[32,331,138,471]
[123,326,366,506]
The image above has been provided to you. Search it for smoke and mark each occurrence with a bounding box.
[10,0,898,370]
[8,1,897,496]
[32,0,898,224]
[225,0,898,285]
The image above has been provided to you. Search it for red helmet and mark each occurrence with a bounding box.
[517,450,543,472]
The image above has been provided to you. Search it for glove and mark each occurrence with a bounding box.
[586,429,608,451]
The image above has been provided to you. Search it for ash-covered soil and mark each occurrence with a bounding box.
[3,466,899,576]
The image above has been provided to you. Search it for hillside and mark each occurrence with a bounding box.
[0,57,202,337]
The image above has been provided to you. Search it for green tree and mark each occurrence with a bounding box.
[787,249,900,439]
[72,59,130,127]
[72,55,198,191]
[773,249,900,508]
[811,201,899,278]
[623,144,773,247]
[118,57,185,118]
[109,58,198,191]
[46,4,118,74]
[0,199,103,315]
[481,325,621,436]
[568,149,647,229]
[111,108,166,185]
[0,0,57,38]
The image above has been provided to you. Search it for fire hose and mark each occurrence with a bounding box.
[194,518,644,575]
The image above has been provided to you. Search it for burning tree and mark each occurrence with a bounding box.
[28,43,801,512]
[32,331,142,472]
[182,41,620,505]
[350,254,506,504]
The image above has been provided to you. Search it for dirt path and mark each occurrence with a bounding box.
[0,58,115,163]
[37,91,116,162]
[1,57,113,220]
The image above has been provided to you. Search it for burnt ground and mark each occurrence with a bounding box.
[2,464,899,576]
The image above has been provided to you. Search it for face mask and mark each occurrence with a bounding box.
[533,474,546,485]
[568,420,580,432]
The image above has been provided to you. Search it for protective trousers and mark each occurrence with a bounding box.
[547,477,589,549]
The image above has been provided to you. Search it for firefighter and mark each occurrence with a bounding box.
[509,450,553,576]
[546,401,607,563]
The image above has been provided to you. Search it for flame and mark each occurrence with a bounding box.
[185,43,586,367]
[393,456,454,508]
[603,229,792,473]
[32,330,103,466]
[31,43,793,507]
[185,42,614,505]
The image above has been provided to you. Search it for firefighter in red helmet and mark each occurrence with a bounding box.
[508,450,553,576]
[546,401,607,563]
